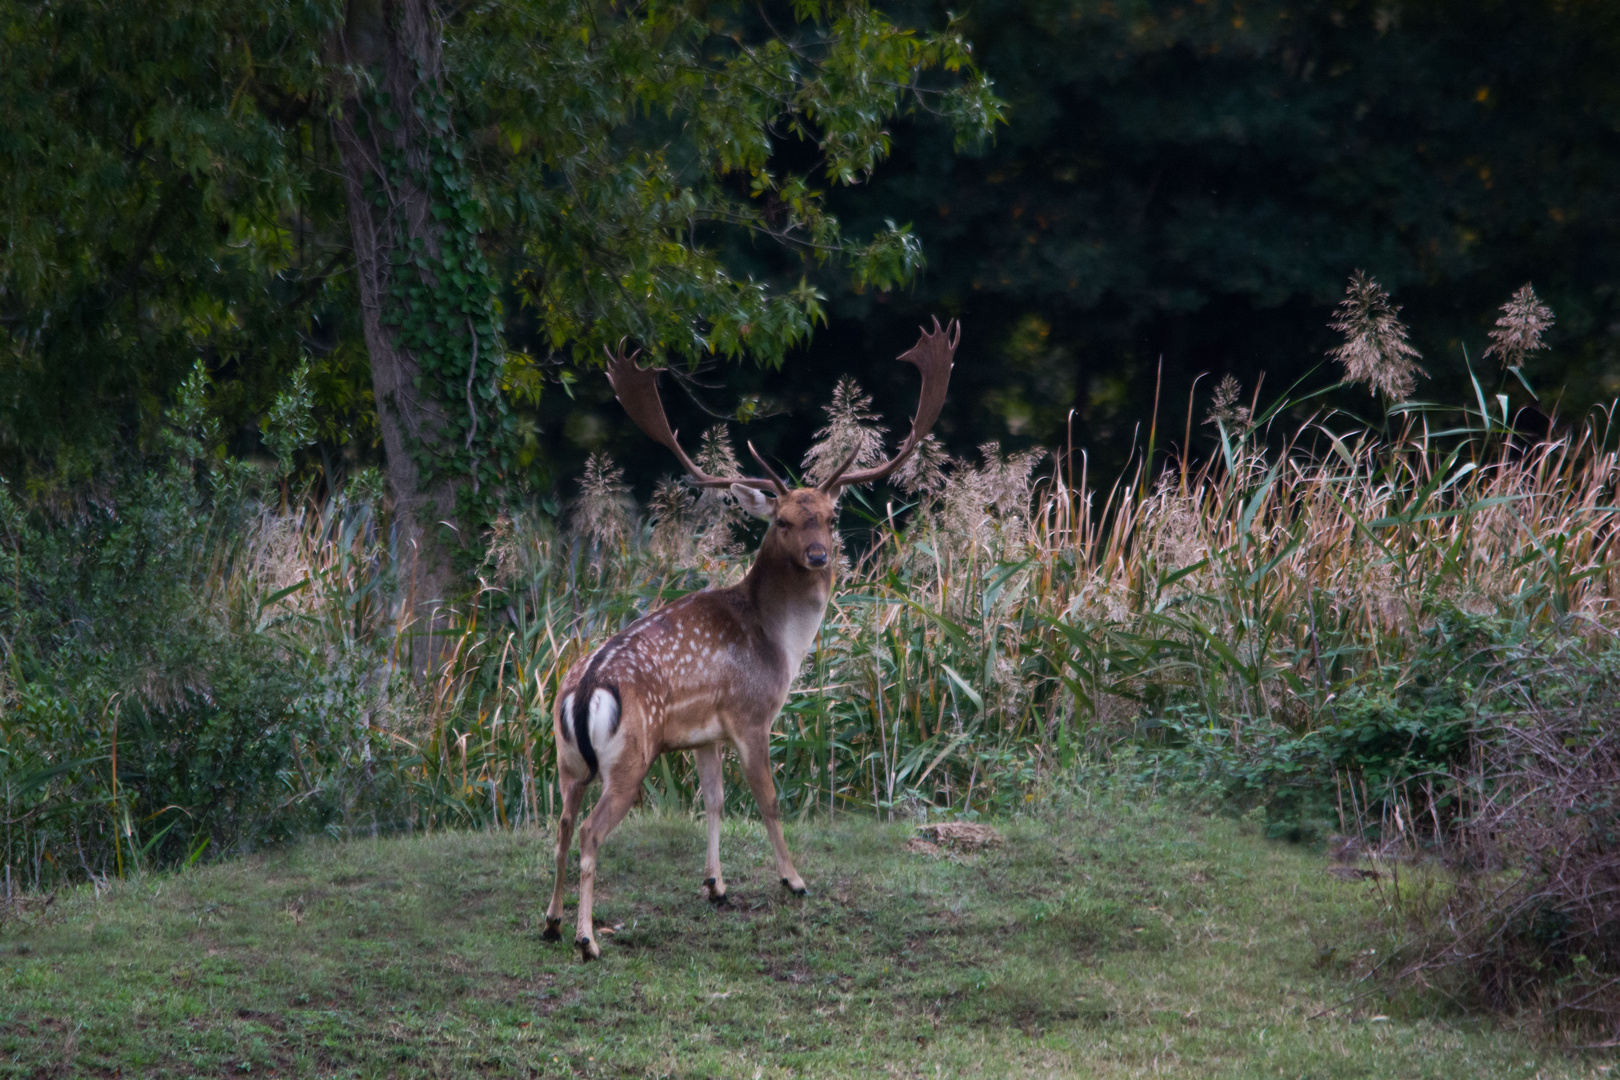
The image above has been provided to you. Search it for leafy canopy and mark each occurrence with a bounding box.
[467,0,998,373]
[0,0,1000,483]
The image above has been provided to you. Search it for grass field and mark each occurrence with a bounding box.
[0,791,1607,1079]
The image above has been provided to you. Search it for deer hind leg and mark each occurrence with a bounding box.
[543,771,589,941]
[737,730,806,895]
[573,762,647,961]
[694,744,727,904]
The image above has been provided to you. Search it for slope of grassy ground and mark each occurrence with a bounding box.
[0,791,1606,1079]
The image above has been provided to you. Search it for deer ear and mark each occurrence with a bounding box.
[730,483,776,520]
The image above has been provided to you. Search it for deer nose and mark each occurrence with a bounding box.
[805,544,829,568]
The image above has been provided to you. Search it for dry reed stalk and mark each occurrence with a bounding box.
[14,293,1620,887]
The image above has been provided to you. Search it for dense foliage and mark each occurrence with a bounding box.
[7,2,1619,506]
[0,0,998,526]
[578,0,1620,492]
[0,375,402,880]
[2,284,1610,872]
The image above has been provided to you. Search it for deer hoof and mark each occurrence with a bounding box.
[704,877,729,905]
[781,877,808,897]
[577,935,600,962]
[541,917,563,942]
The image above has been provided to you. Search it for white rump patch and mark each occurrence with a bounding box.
[587,688,621,769]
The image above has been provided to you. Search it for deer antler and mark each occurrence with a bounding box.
[820,317,959,492]
[606,346,784,493]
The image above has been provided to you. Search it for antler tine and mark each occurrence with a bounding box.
[822,317,959,492]
[605,345,777,491]
[818,445,862,492]
[746,442,789,496]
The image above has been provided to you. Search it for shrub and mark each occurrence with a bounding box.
[0,370,409,888]
[1387,660,1620,1030]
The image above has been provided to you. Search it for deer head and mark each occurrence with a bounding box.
[605,318,960,571]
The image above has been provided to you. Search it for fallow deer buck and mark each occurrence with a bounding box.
[544,319,958,960]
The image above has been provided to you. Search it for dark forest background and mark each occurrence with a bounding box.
[5,0,1620,499]
[559,0,1620,491]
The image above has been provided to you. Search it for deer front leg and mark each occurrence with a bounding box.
[694,744,728,904]
[573,764,647,961]
[543,773,588,941]
[737,731,806,895]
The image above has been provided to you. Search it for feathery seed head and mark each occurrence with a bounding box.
[803,377,889,487]
[694,424,743,486]
[1204,375,1253,430]
[893,432,948,498]
[648,478,695,561]
[572,452,634,551]
[1328,271,1426,402]
[1484,283,1554,370]
[480,513,524,590]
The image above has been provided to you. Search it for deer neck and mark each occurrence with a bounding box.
[741,543,832,672]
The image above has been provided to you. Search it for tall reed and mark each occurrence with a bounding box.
[6,294,1619,891]
[358,381,1620,840]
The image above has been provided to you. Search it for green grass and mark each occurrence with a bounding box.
[0,792,1605,1079]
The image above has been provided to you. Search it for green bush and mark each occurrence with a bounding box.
[0,370,409,887]
[1147,677,1475,844]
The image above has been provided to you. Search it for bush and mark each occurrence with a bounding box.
[0,460,317,879]
[0,368,412,888]
[1143,608,1510,843]
[9,277,1620,950]
[1388,660,1620,1030]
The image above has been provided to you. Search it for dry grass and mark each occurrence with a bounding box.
[10,309,1618,890]
[326,364,1620,848]
[1373,665,1620,1034]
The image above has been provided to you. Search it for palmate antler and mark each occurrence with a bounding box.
[607,318,958,495]
[817,317,958,492]
[605,347,786,495]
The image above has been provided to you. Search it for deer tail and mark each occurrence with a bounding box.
[569,681,620,783]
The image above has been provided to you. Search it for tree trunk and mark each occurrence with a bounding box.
[329,0,476,636]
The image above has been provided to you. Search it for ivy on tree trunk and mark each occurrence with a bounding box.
[330,0,507,611]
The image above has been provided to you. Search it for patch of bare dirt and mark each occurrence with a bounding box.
[914,822,1003,852]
